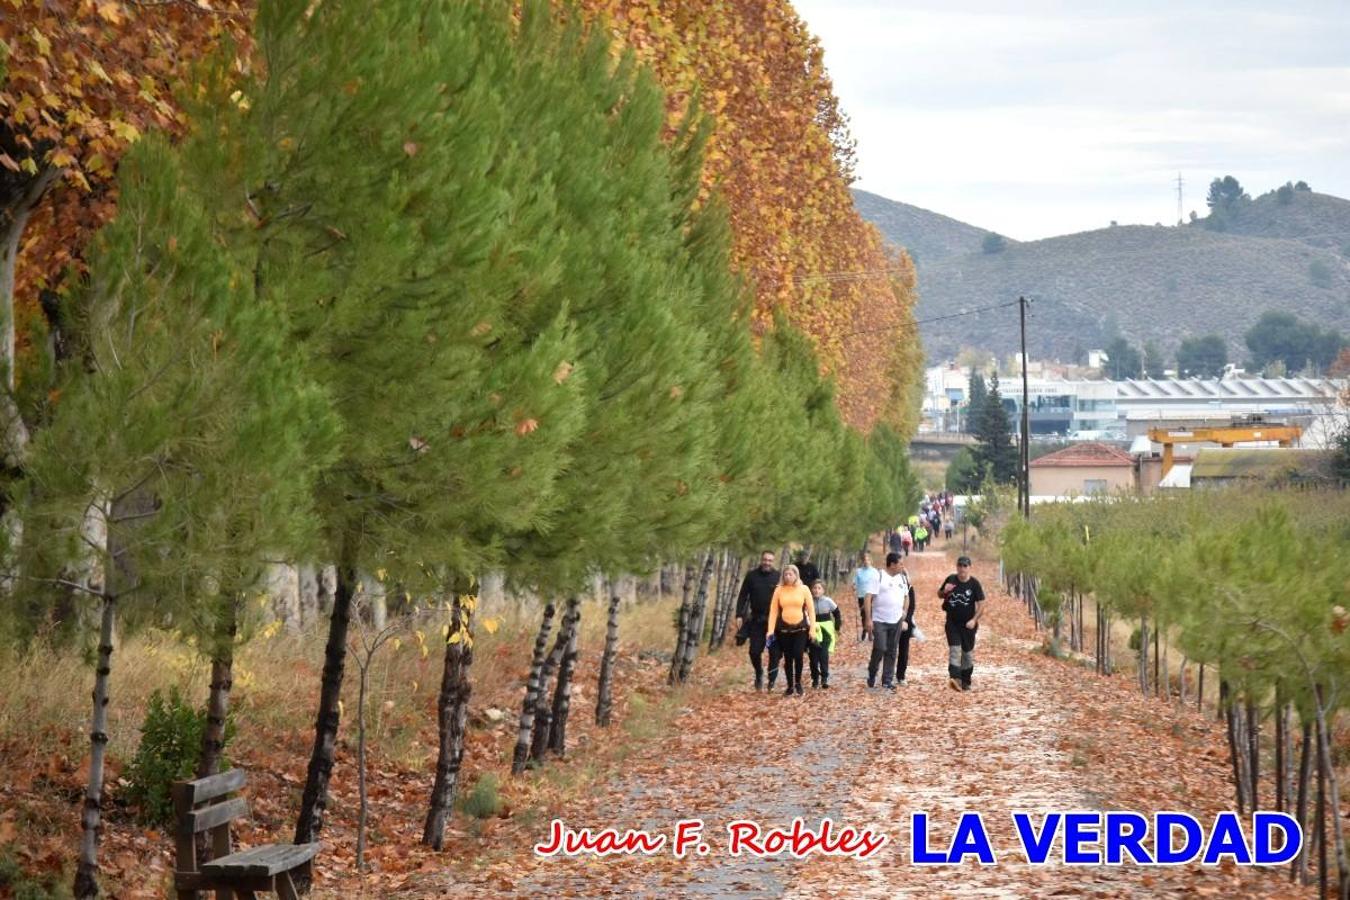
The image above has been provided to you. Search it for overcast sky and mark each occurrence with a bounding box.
[791,0,1350,240]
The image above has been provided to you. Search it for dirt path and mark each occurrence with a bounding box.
[414,549,1312,898]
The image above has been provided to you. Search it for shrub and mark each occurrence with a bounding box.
[125,686,233,826]
[981,232,1007,254]
[457,773,502,819]
[1309,259,1333,288]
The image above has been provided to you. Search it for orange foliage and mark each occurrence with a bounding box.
[573,0,921,432]
[0,0,251,358]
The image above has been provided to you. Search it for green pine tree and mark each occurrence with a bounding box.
[13,135,335,899]
[973,373,1019,485]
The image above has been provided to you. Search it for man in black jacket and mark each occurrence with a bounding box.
[735,549,781,691]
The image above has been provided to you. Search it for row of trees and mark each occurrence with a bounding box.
[1100,311,1346,381]
[1000,491,1349,897]
[0,2,919,896]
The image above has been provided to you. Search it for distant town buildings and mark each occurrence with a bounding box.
[923,361,1344,443]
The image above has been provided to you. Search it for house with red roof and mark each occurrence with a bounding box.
[1029,442,1135,498]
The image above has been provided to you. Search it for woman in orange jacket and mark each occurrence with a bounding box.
[766,564,816,696]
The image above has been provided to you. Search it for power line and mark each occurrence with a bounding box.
[840,299,1022,340]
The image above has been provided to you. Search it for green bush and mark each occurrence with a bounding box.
[125,687,233,826]
[457,773,502,819]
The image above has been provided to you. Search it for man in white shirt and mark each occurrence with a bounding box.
[863,552,913,691]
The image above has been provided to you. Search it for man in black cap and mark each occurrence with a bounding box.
[735,550,781,691]
[937,555,985,692]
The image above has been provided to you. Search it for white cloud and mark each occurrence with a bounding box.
[793,0,1350,238]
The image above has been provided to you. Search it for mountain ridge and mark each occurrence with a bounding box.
[856,188,1350,361]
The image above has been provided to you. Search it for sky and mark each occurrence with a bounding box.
[791,0,1350,240]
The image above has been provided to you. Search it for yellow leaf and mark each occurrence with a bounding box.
[338,699,344,718]
[96,1,123,24]
[482,617,500,635]
[448,630,462,644]
[391,637,401,652]
[375,567,387,582]
[441,623,450,639]
[29,29,50,57]
[420,644,428,660]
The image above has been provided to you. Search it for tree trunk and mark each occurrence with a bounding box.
[1295,718,1313,884]
[1245,692,1260,811]
[1312,688,1348,900]
[1318,710,1328,899]
[595,595,621,727]
[355,658,370,871]
[531,603,572,764]
[1,166,58,469]
[198,597,239,778]
[295,540,358,844]
[512,603,556,775]
[423,594,474,849]
[1221,680,1246,815]
[1139,620,1150,696]
[73,592,116,899]
[1274,687,1286,814]
[548,597,581,756]
[1197,663,1205,713]
[714,555,743,648]
[668,562,694,686]
[1152,626,1160,696]
[677,551,714,683]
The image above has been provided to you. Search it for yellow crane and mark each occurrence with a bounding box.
[1148,417,1302,477]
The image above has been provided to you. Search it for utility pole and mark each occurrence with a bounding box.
[1019,295,1031,519]
[1176,172,1184,226]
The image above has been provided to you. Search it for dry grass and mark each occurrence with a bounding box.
[0,585,717,801]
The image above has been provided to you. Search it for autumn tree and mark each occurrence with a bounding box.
[570,0,920,432]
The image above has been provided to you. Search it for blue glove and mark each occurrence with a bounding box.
[766,633,776,649]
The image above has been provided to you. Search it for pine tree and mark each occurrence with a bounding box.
[201,0,588,844]
[973,373,1019,485]
[966,368,988,433]
[12,135,334,899]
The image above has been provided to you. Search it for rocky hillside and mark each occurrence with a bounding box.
[851,189,1006,266]
[856,188,1350,361]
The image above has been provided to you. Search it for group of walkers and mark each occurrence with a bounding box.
[733,545,985,696]
[887,492,956,557]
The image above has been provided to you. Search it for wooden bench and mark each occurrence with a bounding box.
[172,768,320,900]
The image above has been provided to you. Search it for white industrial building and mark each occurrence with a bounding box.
[924,366,1344,441]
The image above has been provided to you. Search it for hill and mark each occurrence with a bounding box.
[851,188,1006,266]
[1208,188,1350,253]
[854,188,1350,361]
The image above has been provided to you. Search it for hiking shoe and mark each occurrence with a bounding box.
[754,676,763,692]
[784,684,794,697]
[948,677,962,692]
[794,683,804,696]
[811,679,820,689]
[897,679,908,686]
[883,683,897,692]
[821,679,830,689]
[961,682,972,692]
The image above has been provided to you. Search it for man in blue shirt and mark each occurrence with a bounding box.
[852,552,881,643]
